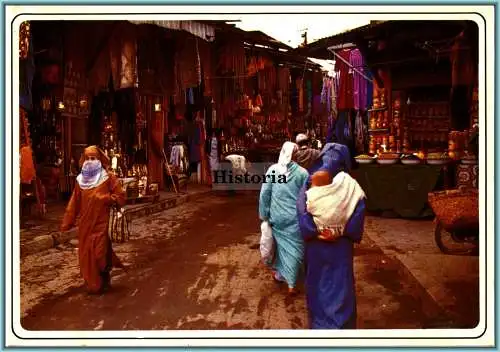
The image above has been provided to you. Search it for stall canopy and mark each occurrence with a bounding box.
[128,20,215,41]
[294,20,476,63]
[293,20,477,85]
[212,22,322,70]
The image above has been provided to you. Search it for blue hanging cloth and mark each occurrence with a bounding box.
[19,31,34,111]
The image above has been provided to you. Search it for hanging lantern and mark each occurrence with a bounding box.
[19,21,30,60]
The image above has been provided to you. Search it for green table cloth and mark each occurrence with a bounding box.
[351,164,443,218]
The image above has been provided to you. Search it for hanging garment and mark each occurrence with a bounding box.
[170,145,187,171]
[354,110,365,153]
[313,95,322,115]
[120,36,137,88]
[19,34,34,111]
[321,77,330,111]
[198,119,212,185]
[20,145,36,184]
[335,50,354,110]
[331,75,338,120]
[366,71,374,109]
[349,49,367,111]
[195,38,202,86]
[208,137,220,172]
[188,88,195,105]
[297,78,304,112]
[176,32,199,89]
[306,79,313,115]
[335,111,351,146]
[198,39,213,96]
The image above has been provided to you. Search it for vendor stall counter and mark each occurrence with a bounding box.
[351,164,444,218]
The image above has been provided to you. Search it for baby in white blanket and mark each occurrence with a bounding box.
[306,170,366,241]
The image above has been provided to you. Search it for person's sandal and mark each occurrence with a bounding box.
[272,273,280,283]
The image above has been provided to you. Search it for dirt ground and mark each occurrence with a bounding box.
[20,192,479,330]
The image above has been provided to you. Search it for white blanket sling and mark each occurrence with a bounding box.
[306,171,366,238]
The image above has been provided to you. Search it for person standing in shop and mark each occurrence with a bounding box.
[206,128,222,182]
[294,133,321,171]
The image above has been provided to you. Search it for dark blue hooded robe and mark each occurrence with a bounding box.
[297,143,366,329]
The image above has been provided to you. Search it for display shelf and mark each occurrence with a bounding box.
[368,128,391,133]
[368,107,388,112]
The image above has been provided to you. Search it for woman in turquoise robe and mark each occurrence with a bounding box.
[259,142,309,294]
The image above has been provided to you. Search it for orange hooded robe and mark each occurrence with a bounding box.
[61,146,125,293]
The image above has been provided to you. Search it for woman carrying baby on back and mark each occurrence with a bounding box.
[297,143,366,329]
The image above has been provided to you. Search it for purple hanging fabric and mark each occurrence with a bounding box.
[321,77,331,113]
[349,49,367,111]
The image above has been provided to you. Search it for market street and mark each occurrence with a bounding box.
[20,192,479,330]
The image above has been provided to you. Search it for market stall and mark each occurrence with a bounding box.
[295,20,479,218]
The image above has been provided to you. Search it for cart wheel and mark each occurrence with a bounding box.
[434,221,478,255]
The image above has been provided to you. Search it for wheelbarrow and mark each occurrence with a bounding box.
[428,188,479,255]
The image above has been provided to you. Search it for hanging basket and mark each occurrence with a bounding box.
[428,189,479,232]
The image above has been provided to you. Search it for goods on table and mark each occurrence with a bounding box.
[426,152,450,165]
[377,152,400,160]
[427,152,449,160]
[428,189,478,231]
[401,153,422,165]
[376,153,399,165]
[355,154,375,164]
[461,152,478,165]
[355,154,374,159]
[401,153,420,160]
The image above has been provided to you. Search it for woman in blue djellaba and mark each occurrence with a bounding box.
[259,141,309,295]
[297,143,366,329]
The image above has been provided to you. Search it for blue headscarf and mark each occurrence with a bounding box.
[308,143,352,177]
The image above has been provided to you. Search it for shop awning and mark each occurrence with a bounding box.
[128,20,215,42]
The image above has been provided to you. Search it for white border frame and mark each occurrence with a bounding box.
[5,5,495,347]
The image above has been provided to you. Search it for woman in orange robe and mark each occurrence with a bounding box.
[61,146,126,294]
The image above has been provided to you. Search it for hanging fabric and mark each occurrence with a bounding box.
[354,110,365,153]
[321,76,330,112]
[198,39,213,96]
[335,49,354,110]
[120,37,137,88]
[19,23,34,111]
[306,79,313,115]
[195,38,202,86]
[366,71,374,110]
[331,75,338,120]
[297,78,304,112]
[350,48,367,111]
[176,32,199,89]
